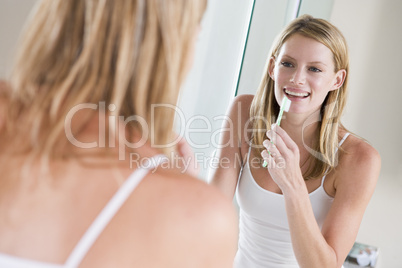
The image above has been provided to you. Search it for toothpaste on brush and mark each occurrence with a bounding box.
[262,96,292,167]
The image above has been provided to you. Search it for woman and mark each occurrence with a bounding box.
[210,15,380,268]
[0,0,237,267]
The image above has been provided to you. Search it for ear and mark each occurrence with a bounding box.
[331,69,346,91]
[268,57,276,81]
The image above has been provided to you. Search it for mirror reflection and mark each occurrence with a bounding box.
[182,1,400,267]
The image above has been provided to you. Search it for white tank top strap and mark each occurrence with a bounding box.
[321,133,351,186]
[338,132,350,147]
[64,154,168,268]
[237,145,250,169]
[246,145,252,163]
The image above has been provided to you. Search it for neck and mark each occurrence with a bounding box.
[280,109,321,149]
[280,111,321,175]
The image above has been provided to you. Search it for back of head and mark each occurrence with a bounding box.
[3,0,206,159]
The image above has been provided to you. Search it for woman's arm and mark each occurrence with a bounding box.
[262,125,380,268]
[208,94,253,199]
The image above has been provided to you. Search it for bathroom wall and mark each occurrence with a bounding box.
[332,0,402,181]
[331,1,402,267]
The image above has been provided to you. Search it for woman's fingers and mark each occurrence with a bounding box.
[263,139,280,158]
[266,131,291,162]
[261,149,276,168]
[270,124,299,153]
[262,139,287,171]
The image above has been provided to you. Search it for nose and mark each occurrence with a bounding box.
[290,68,306,85]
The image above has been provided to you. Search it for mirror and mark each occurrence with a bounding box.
[179,1,401,267]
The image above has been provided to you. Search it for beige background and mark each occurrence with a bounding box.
[331,0,402,267]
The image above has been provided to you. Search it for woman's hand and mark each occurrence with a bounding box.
[261,124,304,194]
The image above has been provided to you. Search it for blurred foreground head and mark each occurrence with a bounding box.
[3,0,207,159]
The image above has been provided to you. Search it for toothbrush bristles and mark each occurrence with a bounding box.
[276,96,292,126]
[282,96,291,112]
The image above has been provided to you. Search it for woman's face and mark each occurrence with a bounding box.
[269,33,345,116]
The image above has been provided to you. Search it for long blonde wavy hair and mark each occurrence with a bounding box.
[1,0,207,161]
[250,15,350,180]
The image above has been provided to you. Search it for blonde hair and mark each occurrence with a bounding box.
[2,0,207,160]
[250,14,350,179]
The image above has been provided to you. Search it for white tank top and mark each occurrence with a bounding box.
[234,134,350,268]
[0,154,167,268]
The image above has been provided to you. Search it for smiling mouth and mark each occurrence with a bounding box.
[284,89,310,98]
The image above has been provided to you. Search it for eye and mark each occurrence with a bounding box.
[281,62,293,67]
[309,67,322,72]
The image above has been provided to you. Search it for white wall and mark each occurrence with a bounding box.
[331,1,402,267]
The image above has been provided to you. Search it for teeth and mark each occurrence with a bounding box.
[285,89,309,97]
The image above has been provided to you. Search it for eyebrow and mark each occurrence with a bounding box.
[281,55,328,66]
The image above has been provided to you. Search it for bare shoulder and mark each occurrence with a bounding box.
[0,80,9,130]
[220,94,255,141]
[336,134,381,190]
[0,80,11,101]
[233,93,254,103]
[152,170,238,224]
[127,169,238,267]
[230,94,254,113]
[341,134,381,170]
[160,170,238,234]
[0,80,8,93]
[229,94,254,140]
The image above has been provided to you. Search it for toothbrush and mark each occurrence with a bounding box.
[262,96,292,167]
